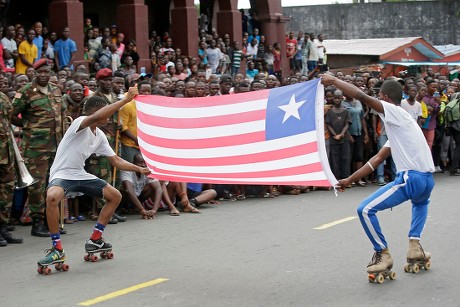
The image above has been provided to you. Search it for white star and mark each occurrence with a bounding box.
[278,94,306,123]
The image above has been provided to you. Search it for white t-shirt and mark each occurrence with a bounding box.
[379,101,434,173]
[308,40,319,61]
[120,170,156,197]
[314,39,325,59]
[50,116,116,181]
[400,99,422,122]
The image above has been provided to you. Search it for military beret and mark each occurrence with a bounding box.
[95,68,113,80]
[33,58,51,70]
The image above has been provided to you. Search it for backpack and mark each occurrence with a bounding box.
[444,96,460,125]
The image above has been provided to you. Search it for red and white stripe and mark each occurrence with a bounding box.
[135,87,336,186]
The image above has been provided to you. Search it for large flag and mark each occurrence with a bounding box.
[135,79,337,187]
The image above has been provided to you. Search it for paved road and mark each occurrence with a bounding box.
[2,173,460,307]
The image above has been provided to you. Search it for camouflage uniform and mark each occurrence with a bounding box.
[84,89,119,186]
[0,92,15,224]
[12,82,64,219]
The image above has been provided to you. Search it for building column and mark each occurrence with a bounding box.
[171,0,198,58]
[117,0,150,73]
[216,10,242,45]
[48,0,84,68]
[258,14,290,78]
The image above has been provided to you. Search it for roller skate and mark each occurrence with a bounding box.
[366,249,396,284]
[404,239,431,274]
[37,247,69,275]
[84,237,114,262]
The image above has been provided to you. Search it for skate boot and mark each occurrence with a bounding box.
[37,247,69,275]
[84,237,114,262]
[404,239,431,273]
[367,249,396,284]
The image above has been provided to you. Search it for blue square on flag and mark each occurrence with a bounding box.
[265,79,318,140]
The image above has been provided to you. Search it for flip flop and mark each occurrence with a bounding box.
[183,206,200,214]
[169,211,180,216]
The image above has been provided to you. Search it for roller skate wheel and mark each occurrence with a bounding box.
[424,261,431,270]
[84,254,90,261]
[389,271,396,280]
[106,252,114,259]
[412,264,420,274]
[368,274,375,283]
[90,254,98,262]
[376,274,385,284]
[61,264,69,271]
[44,267,52,275]
[404,264,410,273]
[55,263,61,270]
[37,267,44,274]
[100,252,107,259]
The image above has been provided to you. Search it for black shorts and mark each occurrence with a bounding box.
[48,178,108,198]
[187,188,201,199]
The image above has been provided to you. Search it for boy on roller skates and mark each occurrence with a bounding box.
[38,81,149,273]
[321,75,434,281]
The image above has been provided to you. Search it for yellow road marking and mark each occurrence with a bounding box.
[314,216,357,230]
[78,278,169,306]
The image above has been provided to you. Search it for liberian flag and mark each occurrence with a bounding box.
[135,79,337,187]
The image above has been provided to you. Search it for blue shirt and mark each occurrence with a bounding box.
[341,99,364,136]
[54,38,77,70]
[187,183,203,192]
[32,35,43,61]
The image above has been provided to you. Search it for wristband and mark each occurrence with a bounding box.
[367,161,374,172]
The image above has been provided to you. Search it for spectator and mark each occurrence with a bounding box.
[32,22,43,60]
[206,40,223,74]
[54,27,77,70]
[326,89,351,181]
[120,153,162,219]
[286,31,298,75]
[16,29,38,74]
[1,25,18,69]
[307,33,319,72]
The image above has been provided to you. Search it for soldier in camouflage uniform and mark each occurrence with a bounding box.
[11,59,66,237]
[84,68,126,223]
[0,80,23,246]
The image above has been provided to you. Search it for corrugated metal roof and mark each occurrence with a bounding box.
[324,37,421,56]
[434,44,460,56]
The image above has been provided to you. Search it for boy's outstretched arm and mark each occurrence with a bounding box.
[78,85,139,131]
[321,74,384,114]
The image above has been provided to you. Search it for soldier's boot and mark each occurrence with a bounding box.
[31,218,49,237]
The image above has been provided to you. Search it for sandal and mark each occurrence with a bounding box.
[235,194,246,200]
[64,218,74,224]
[183,205,200,213]
[169,210,180,216]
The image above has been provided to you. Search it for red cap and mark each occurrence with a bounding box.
[95,68,113,80]
[33,59,51,70]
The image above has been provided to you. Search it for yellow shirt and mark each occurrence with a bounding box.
[421,101,428,118]
[16,41,38,74]
[120,100,138,148]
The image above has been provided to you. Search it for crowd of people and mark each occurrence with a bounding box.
[0,18,459,251]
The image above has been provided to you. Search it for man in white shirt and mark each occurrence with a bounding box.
[1,25,18,68]
[315,34,326,64]
[37,86,150,269]
[322,75,434,280]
